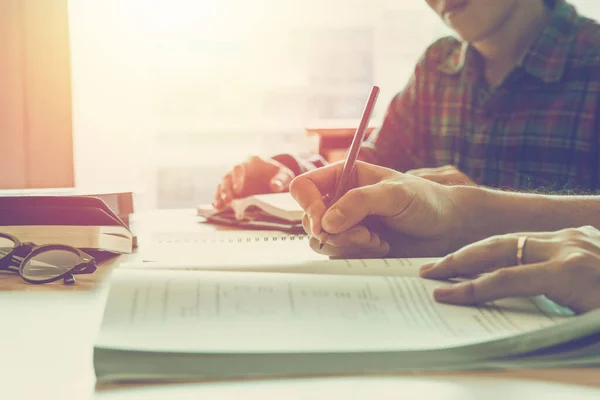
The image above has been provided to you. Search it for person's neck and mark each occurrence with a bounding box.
[473,1,551,88]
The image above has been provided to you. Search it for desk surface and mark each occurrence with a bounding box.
[1,209,599,399]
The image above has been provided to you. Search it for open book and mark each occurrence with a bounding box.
[197,193,304,232]
[94,253,600,383]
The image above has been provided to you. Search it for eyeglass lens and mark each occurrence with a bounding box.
[21,249,82,282]
[0,236,16,259]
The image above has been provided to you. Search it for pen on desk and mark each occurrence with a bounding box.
[319,85,380,249]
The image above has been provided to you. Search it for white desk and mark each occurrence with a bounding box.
[1,210,599,399]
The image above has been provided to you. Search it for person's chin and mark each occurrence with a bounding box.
[451,27,487,44]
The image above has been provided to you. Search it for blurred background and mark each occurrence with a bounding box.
[3,0,600,210]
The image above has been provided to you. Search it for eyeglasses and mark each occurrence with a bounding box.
[0,232,97,284]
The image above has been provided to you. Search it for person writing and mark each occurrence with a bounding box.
[289,160,600,314]
[214,0,600,209]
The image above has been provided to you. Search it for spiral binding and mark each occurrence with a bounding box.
[158,234,309,245]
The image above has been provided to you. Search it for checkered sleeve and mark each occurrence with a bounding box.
[271,152,327,177]
[359,66,425,172]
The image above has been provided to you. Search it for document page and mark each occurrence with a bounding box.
[246,192,304,220]
[197,193,302,221]
[97,269,572,354]
[123,257,440,277]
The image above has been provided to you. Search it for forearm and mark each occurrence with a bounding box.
[271,153,327,177]
[453,185,600,247]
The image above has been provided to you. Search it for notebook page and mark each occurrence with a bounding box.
[123,257,440,277]
[97,269,572,354]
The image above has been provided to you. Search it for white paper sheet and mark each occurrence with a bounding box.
[97,269,571,353]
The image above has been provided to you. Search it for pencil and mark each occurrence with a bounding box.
[319,85,380,249]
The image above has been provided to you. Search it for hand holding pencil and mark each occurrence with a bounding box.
[317,86,380,248]
[289,160,461,260]
[289,84,461,259]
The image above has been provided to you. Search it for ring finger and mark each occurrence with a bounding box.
[420,232,559,280]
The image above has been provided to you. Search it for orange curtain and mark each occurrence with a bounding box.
[0,0,74,189]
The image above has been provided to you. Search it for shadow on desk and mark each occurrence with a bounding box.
[0,251,123,292]
[95,371,600,398]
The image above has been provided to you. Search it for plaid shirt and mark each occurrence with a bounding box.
[355,0,600,191]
